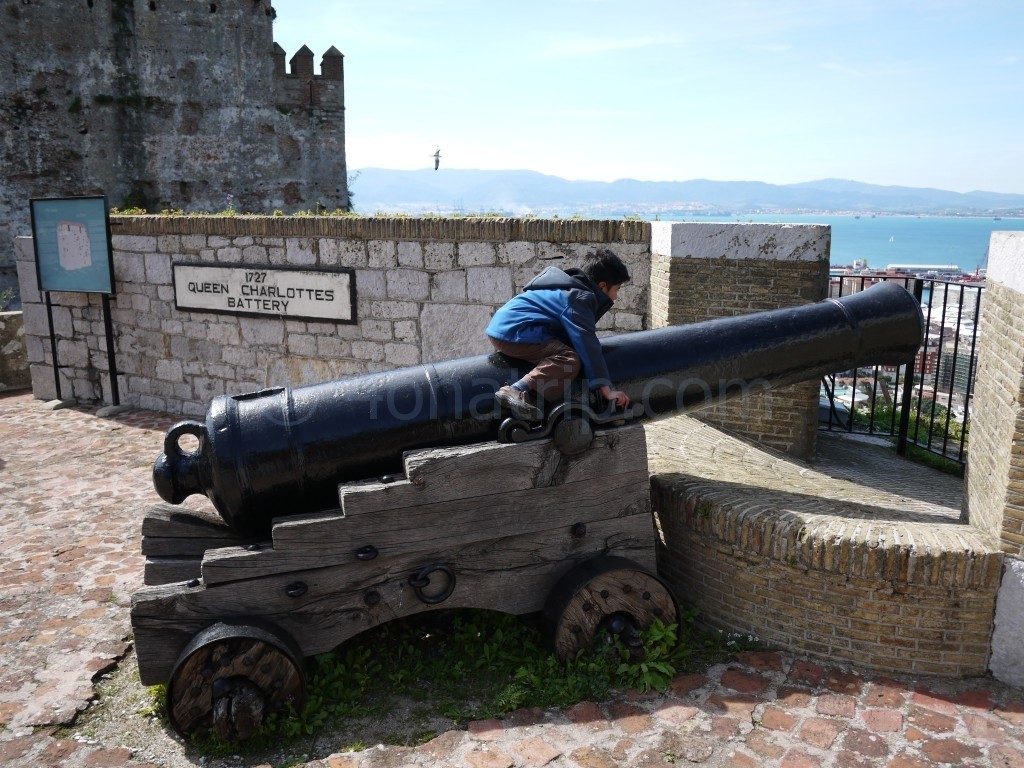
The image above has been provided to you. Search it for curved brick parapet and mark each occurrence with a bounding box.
[648,415,1004,677]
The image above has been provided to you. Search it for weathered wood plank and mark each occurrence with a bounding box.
[202,470,650,582]
[145,557,202,586]
[133,515,656,685]
[141,503,235,538]
[140,503,256,557]
[339,425,647,516]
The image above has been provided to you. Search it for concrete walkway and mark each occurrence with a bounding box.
[1,390,1023,768]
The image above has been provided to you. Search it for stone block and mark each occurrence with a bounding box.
[368,240,397,268]
[650,221,829,263]
[192,376,226,402]
[458,242,497,267]
[359,319,392,341]
[369,300,418,320]
[216,246,243,264]
[287,333,318,356]
[386,269,429,300]
[157,235,182,252]
[467,266,512,304]
[112,235,157,253]
[421,304,494,363]
[20,302,50,336]
[384,342,420,366]
[242,245,269,264]
[320,238,366,268]
[15,253,41,305]
[351,340,385,361]
[239,316,285,345]
[155,358,183,381]
[423,242,457,271]
[393,320,417,341]
[500,241,536,266]
[355,269,386,299]
[430,270,467,301]
[286,237,317,265]
[397,241,424,268]
[316,336,350,357]
[990,557,1024,686]
[113,252,147,284]
[29,363,57,400]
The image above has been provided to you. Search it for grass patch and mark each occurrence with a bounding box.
[167,606,761,758]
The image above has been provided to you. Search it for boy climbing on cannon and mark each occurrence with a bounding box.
[486,249,632,421]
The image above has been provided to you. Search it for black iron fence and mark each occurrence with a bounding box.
[820,273,984,465]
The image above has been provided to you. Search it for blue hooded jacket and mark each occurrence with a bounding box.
[485,267,614,388]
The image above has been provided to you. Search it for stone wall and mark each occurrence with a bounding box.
[15,217,650,415]
[0,311,29,391]
[650,222,830,458]
[1,0,346,295]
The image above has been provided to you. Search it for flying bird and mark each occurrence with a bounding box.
[433,148,441,171]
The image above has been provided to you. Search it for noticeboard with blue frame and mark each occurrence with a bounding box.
[30,196,115,294]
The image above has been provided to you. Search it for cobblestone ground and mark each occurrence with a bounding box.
[2,391,1024,768]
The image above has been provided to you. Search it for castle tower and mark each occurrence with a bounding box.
[0,0,348,287]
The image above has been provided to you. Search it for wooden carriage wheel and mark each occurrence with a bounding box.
[166,620,306,740]
[544,556,678,662]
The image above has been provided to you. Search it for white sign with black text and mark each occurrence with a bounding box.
[173,264,356,323]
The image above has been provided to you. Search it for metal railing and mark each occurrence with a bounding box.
[820,273,984,465]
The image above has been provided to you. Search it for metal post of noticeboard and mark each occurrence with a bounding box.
[101,293,120,406]
[44,290,62,400]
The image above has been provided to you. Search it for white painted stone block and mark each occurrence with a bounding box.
[991,557,1024,686]
[988,232,1024,294]
[650,221,829,262]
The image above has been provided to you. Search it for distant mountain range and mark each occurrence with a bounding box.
[350,169,1024,217]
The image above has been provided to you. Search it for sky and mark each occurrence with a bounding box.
[271,0,1023,194]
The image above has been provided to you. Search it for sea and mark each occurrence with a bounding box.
[660,214,1024,273]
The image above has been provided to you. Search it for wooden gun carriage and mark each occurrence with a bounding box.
[130,281,923,739]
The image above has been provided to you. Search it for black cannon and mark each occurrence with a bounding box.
[154,281,923,537]
[133,280,922,740]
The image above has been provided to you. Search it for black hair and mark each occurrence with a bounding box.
[582,249,630,287]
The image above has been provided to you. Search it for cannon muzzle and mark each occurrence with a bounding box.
[153,281,923,536]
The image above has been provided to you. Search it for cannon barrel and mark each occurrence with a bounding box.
[154,281,923,536]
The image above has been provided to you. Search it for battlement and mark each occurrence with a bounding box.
[272,44,345,109]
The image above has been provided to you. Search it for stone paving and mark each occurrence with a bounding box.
[2,390,1024,767]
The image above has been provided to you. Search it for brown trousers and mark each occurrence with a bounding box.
[489,337,582,403]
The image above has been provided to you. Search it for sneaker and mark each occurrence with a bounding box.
[495,385,544,421]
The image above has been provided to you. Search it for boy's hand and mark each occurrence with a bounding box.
[599,385,630,408]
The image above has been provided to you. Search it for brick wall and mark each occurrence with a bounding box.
[965,254,1024,555]
[649,416,1003,677]
[649,222,830,459]
[15,217,649,416]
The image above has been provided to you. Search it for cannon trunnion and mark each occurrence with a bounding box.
[132,281,924,739]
